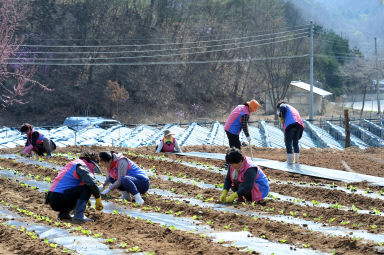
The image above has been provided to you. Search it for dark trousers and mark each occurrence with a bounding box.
[284,124,303,154]
[46,186,91,213]
[226,131,241,150]
[230,184,252,202]
[109,176,150,196]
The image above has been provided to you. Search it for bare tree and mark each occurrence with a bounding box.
[106,80,129,116]
[0,0,50,111]
[340,57,376,118]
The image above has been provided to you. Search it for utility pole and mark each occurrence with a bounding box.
[375,37,381,113]
[309,21,314,120]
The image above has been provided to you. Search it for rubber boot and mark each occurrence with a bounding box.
[120,191,132,201]
[133,193,144,205]
[58,210,72,220]
[286,153,294,164]
[72,199,94,224]
[294,153,300,164]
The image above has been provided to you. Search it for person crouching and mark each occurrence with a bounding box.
[45,150,103,223]
[219,147,269,203]
[99,151,150,205]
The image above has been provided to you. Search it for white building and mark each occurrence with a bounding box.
[265,81,332,115]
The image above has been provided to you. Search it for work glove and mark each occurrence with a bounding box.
[98,184,104,192]
[225,192,238,203]
[246,136,251,143]
[219,190,228,202]
[101,187,111,196]
[87,200,91,207]
[95,197,103,211]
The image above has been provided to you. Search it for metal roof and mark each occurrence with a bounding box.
[290,81,332,97]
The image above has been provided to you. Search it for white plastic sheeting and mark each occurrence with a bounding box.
[1,119,378,150]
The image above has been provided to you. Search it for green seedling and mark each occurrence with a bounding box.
[311,200,320,206]
[174,211,182,216]
[289,211,297,216]
[260,234,266,239]
[206,220,214,225]
[372,208,381,215]
[121,242,127,248]
[279,210,284,215]
[280,239,286,243]
[330,202,342,209]
[112,210,119,215]
[92,233,102,238]
[200,234,206,238]
[268,207,275,212]
[243,226,249,231]
[106,238,116,243]
[314,216,323,221]
[128,246,141,252]
[169,226,176,230]
[328,218,336,223]
[341,220,350,225]
[50,243,58,248]
[81,229,91,235]
[371,225,377,229]
[302,213,307,217]
[253,216,258,221]
[302,244,310,248]
[223,224,231,229]
[218,239,225,244]
[351,204,359,212]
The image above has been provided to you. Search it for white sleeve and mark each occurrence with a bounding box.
[174,140,182,153]
[156,140,164,153]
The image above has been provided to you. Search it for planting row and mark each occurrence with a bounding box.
[0,155,383,254]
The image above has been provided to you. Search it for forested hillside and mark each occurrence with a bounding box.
[1,0,359,125]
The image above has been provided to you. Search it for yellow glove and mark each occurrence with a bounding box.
[219,190,228,202]
[95,197,103,211]
[87,200,91,207]
[225,192,238,203]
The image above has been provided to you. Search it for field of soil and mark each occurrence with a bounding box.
[0,145,384,255]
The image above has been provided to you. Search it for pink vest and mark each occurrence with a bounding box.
[229,156,269,202]
[162,137,175,152]
[49,159,94,193]
[224,105,250,135]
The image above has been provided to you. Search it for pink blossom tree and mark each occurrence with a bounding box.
[0,0,51,111]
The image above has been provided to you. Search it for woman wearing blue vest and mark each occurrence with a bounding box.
[224,100,259,150]
[99,151,150,205]
[276,101,304,164]
[19,123,56,158]
[219,147,269,203]
[46,150,103,223]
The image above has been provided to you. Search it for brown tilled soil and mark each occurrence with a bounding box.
[0,145,384,254]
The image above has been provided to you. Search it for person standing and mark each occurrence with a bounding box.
[224,100,259,149]
[219,147,269,203]
[99,151,150,205]
[46,150,103,223]
[19,123,56,158]
[156,129,182,153]
[276,101,304,164]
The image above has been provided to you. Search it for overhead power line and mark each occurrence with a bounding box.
[2,54,309,66]
[25,23,310,42]
[16,30,309,55]
[16,27,309,48]
[10,33,309,61]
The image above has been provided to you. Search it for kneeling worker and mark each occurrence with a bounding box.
[46,150,103,223]
[219,147,269,203]
[99,151,150,205]
[156,129,182,153]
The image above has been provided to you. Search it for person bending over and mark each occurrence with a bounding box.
[219,147,269,203]
[46,150,103,223]
[99,151,150,205]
